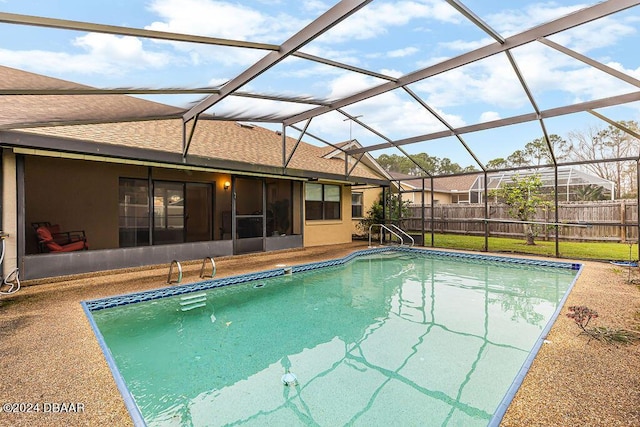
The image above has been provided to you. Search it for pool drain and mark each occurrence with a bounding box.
[281,371,298,387]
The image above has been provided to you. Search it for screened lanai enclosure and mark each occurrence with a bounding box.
[471,167,616,203]
[1,0,640,264]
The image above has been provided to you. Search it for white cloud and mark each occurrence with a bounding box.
[300,73,464,144]
[379,69,404,79]
[207,77,229,87]
[0,33,173,77]
[314,0,461,44]
[413,54,529,110]
[440,37,494,52]
[388,47,419,58]
[146,0,303,43]
[301,0,330,14]
[487,3,587,37]
[547,16,636,54]
[0,49,98,74]
[73,33,171,69]
[480,111,501,122]
[142,0,311,69]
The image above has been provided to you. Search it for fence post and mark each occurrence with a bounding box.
[621,200,626,243]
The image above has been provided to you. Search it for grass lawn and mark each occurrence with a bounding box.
[419,233,638,262]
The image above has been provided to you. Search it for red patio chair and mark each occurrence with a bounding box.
[36,226,88,252]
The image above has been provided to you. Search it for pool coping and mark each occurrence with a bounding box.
[81,246,583,427]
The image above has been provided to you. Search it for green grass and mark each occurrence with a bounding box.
[417,233,638,262]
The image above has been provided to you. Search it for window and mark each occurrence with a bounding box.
[352,192,363,218]
[119,178,150,247]
[119,178,214,247]
[153,182,184,245]
[305,183,341,220]
[452,193,470,203]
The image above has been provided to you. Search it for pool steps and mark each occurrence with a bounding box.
[179,293,207,311]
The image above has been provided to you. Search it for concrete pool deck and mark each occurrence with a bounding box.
[1,242,639,426]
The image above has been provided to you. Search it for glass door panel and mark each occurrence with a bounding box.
[185,183,212,242]
[153,182,184,245]
[234,177,264,254]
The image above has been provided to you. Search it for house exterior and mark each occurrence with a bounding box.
[387,172,479,205]
[0,66,389,280]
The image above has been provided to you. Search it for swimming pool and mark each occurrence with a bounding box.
[83,247,582,426]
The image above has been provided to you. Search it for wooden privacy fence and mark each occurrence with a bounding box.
[402,200,639,242]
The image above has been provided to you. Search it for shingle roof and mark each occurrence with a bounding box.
[15,119,384,181]
[0,65,387,182]
[0,65,183,128]
[389,171,478,192]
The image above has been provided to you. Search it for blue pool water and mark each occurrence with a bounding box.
[84,248,581,426]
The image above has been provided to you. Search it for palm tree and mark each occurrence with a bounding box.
[575,184,605,201]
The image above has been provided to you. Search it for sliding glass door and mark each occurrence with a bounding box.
[234,177,264,254]
[185,183,212,242]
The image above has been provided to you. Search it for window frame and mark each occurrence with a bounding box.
[305,183,342,221]
[351,191,363,218]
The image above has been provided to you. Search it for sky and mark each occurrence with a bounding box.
[1,0,640,169]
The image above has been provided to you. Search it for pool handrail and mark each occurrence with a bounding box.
[386,224,414,247]
[368,223,413,247]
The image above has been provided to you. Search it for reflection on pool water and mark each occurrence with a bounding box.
[86,249,581,426]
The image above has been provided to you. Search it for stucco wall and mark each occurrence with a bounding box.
[25,156,134,253]
[351,186,382,237]
[304,184,353,247]
[24,157,238,253]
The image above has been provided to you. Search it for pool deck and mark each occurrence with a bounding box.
[1,242,639,426]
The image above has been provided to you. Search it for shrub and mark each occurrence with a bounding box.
[566,305,640,344]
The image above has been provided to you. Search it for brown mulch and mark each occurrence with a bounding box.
[0,242,638,426]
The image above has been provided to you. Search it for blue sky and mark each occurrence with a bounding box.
[1,0,640,168]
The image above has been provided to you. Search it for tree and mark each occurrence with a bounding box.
[574,184,606,201]
[376,153,477,176]
[487,135,568,168]
[357,191,411,236]
[566,121,639,198]
[486,158,508,170]
[490,174,552,245]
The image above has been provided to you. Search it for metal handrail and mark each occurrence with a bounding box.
[199,257,216,279]
[167,260,183,284]
[386,224,415,247]
[369,223,411,247]
[0,232,20,295]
